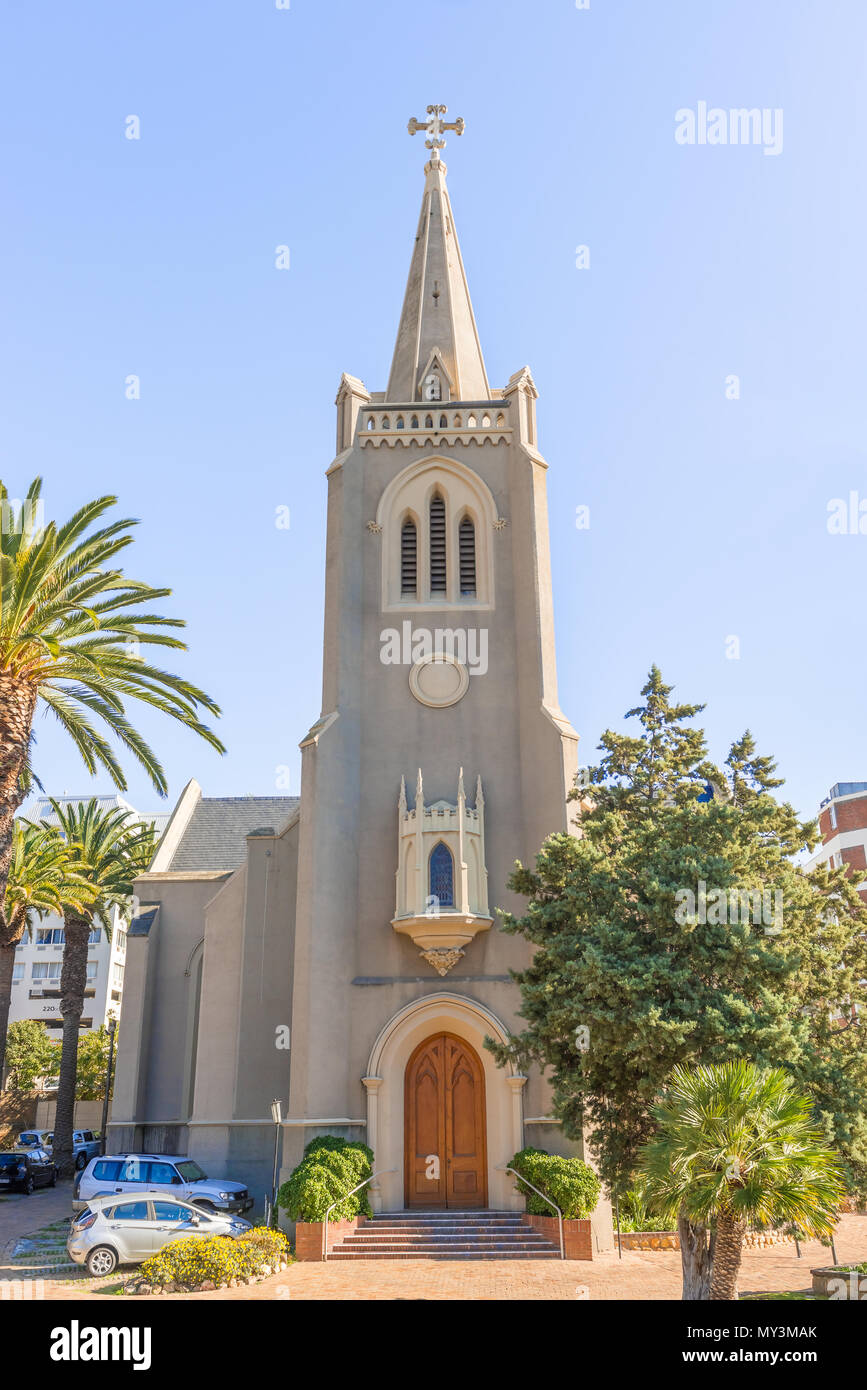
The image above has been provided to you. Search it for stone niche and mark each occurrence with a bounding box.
[391,768,492,975]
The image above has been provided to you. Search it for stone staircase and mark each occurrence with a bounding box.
[328,1210,561,1260]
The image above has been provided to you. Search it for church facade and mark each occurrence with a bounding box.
[111,120,612,1248]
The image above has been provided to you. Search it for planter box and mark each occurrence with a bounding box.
[521,1214,593,1261]
[811,1266,866,1300]
[294,1217,360,1262]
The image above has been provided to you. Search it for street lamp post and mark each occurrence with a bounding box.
[270,1099,283,1228]
[99,1017,117,1155]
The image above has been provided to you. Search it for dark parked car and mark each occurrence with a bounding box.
[18,1128,101,1169]
[0,1147,57,1194]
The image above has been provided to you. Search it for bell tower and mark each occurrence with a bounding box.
[284,109,586,1215]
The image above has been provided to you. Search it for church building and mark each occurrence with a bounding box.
[111,110,612,1249]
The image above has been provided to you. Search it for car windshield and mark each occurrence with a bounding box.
[174,1160,207,1182]
[18,1134,39,1146]
[0,1155,23,1168]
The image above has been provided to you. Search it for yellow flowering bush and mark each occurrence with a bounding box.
[138,1227,292,1289]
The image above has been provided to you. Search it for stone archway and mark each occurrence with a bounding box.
[363,993,526,1212]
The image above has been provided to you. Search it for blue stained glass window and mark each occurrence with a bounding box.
[429,842,454,908]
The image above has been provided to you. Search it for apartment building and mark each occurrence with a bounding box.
[804,782,867,902]
[8,796,168,1036]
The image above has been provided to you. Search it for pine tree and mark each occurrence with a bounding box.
[488,667,867,1298]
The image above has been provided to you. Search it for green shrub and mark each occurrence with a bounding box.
[277,1135,374,1223]
[139,1227,291,1288]
[508,1147,601,1220]
[617,1182,675,1233]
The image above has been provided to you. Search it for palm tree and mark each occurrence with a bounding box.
[0,477,224,1073]
[42,800,157,1177]
[0,819,93,1082]
[638,1060,845,1300]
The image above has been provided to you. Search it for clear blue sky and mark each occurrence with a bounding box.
[2,1,864,823]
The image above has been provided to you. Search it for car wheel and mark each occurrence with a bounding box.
[23,1176,34,1196]
[75,1153,87,1171]
[192,1200,215,1213]
[86,1246,118,1277]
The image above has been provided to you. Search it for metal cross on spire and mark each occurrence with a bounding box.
[407,104,465,158]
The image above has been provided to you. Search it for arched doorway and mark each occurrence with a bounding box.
[404,1032,487,1208]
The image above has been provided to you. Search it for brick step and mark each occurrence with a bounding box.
[365,1210,516,1218]
[361,1222,526,1231]
[351,1233,536,1243]
[345,1234,547,1245]
[340,1237,556,1249]
[336,1248,559,1257]
[328,1250,559,1261]
[361,1217,525,1228]
[326,1208,562,1261]
[358,1222,526,1234]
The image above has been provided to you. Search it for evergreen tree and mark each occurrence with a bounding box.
[488,667,867,1297]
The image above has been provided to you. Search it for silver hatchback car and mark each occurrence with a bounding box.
[67,1192,251,1277]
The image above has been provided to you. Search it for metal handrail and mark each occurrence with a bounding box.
[497,1164,565,1260]
[322,1168,397,1260]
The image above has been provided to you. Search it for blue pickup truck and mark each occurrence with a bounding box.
[18,1128,101,1171]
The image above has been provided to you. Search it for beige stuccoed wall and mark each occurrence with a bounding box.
[285,416,584,1202]
[191,867,246,1124]
[111,875,230,1148]
[231,824,298,1121]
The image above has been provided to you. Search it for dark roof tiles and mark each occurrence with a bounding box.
[168,796,300,872]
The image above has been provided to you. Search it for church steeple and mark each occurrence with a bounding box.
[385,109,489,404]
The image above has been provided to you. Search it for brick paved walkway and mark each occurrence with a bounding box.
[0,1182,74,1263]
[35,1213,866,1302]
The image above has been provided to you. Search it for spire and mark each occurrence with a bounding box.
[386,111,489,403]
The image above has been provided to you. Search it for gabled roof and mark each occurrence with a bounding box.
[167,796,300,873]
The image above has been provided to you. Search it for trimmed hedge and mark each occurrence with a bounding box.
[277,1135,375,1223]
[508,1147,601,1219]
[138,1226,292,1289]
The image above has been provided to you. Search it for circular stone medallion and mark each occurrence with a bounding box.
[408,652,470,708]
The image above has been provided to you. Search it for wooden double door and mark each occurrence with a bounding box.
[404,1032,488,1208]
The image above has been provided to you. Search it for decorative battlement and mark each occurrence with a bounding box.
[359,403,511,449]
[403,800,482,829]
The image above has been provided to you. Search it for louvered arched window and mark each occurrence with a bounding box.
[401,518,418,598]
[429,842,454,908]
[429,494,447,595]
[459,516,476,598]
